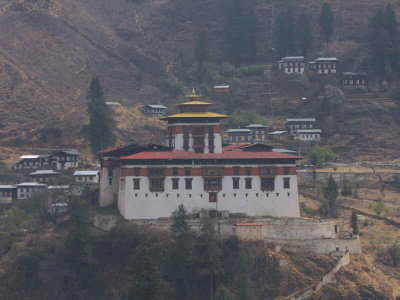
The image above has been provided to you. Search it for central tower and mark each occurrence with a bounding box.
[162,89,227,153]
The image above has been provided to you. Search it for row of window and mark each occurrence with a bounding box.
[0,191,13,197]
[287,124,314,129]
[129,177,291,192]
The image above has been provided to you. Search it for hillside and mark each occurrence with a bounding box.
[0,0,398,157]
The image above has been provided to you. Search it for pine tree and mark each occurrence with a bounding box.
[84,76,116,152]
[384,4,400,75]
[319,3,334,45]
[296,12,313,57]
[274,8,296,57]
[350,212,359,235]
[323,175,338,217]
[195,31,208,66]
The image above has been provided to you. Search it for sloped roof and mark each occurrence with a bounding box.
[162,112,227,119]
[29,170,60,176]
[226,129,252,133]
[74,171,99,176]
[146,104,167,109]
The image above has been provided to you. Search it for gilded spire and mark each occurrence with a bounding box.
[186,88,201,100]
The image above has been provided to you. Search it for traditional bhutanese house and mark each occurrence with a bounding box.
[278,56,306,74]
[309,57,338,74]
[285,118,317,136]
[144,104,167,116]
[293,129,322,144]
[51,150,79,170]
[268,130,288,142]
[341,72,368,87]
[226,129,252,144]
[13,155,52,170]
[29,170,60,184]
[98,90,302,220]
[0,185,17,204]
[245,124,268,142]
[73,170,99,184]
[16,182,47,200]
[213,85,230,93]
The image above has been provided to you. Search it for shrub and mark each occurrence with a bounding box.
[309,147,336,166]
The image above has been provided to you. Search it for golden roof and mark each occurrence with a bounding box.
[178,100,213,106]
[162,112,228,119]
[186,88,201,99]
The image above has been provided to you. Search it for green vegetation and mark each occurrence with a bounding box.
[274,8,296,57]
[373,199,387,216]
[387,243,400,266]
[319,3,334,45]
[341,182,352,197]
[224,0,257,63]
[297,12,314,58]
[323,175,339,217]
[83,76,116,152]
[369,4,400,80]
[350,212,359,235]
[308,147,335,166]
[222,110,268,128]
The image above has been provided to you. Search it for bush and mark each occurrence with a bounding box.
[387,243,400,266]
[309,147,336,166]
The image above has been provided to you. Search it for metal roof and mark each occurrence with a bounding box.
[20,155,40,159]
[245,124,266,128]
[146,104,167,109]
[74,170,99,176]
[315,57,338,61]
[281,56,305,61]
[273,148,297,153]
[29,170,60,176]
[48,185,70,190]
[0,185,17,189]
[226,129,252,133]
[16,182,47,187]
[269,130,287,135]
[162,112,227,119]
[297,129,322,133]
[286,118,316,122]
[214,85,230,89]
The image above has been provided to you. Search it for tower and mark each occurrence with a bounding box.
[162,89,227,153]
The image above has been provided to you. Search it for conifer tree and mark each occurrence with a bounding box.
[84,76,116,152]
[195,31,208,66]
[319,3,334,45]
[274,8,296,57]
[350,211,359,235]
[323,175,338,217]
[296,12,313,57]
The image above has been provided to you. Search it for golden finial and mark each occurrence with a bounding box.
[186,88,201,100]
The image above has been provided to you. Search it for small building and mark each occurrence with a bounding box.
[13,155,52,170]
[245,124,268,142]
[213,85,230,94]
[285,118,316,136]
[106,102,122,107]
[0,185,17,204]
[73,170,99,184]
[293,129,322,143]
[29,170,61,184]
[226,129,252,143]
[309,58,338,74]
[341,72,368,87]
[268,130,288,142]
[144,104,167,117]
[16,182,47,200]
[278,56,306,74]
[51,150,79,170]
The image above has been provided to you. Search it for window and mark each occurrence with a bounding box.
[203,167,224,177]
[172,168,179,176]
[209,192,217,203]
[185,178,193,190]
[133,179,140,190]
[245,178,252,189]
[194,147,204,153]
[150,178,164,191]
[233,167,240,175]
[208,126,214,136]
[172,178,179,189]
[283,167,290,175]
[232,178,239,189]
[245,167,252,176]
[134,168,140,176]
[194,137,204,146]
[260,167,276,176]
[283,178,290,189]
[185,168,191,176]
[148,168,165,177]
[204,178,222,191]
[261,178,275,191]
[193,126,204,135]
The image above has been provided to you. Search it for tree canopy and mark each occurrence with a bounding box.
[319,3,334,45]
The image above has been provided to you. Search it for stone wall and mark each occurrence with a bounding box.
[298,170,400,185]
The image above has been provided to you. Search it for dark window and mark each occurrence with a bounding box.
[232,177,240,189]
[148,168,165,177]
[185,168,191,176]
[150,179,164,191]
[185,178,193,190]
[283,178,290,189]
[203,167,224,177]
[245,167,252,176]
[245,178,252,189]
[209,192,217,203]
[172,178,179,189]
[194,147,204,153]
[134,168,140,176]
[172,168,179,176]
[193,126,204,135]
[261,178,275,191]
[204,178,222,191]
[183,127,190,135]
[260,167,276,176]
[194,137,204,146]
[208,126,214,136]
[233,167,240,176]
[283,167,290,175]
[133,179,140,190]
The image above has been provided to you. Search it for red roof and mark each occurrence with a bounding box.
[120,146,301,160]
